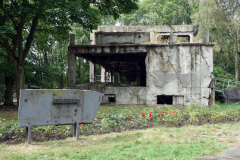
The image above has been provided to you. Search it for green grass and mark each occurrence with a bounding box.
[0,108,18,121]
[216,102,240,109]
[2,121,240,160]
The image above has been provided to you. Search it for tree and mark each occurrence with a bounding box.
[0,0,138,104]
[119,0,192,25]
[189,0,240,80]
[0,48,15,106]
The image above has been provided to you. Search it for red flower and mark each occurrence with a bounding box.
[150,111,152,114]
[149,113,152,117]
[83,124,86,125]
[141,114,145,117]
[176,113,178,115]
[158,114,160,117]
[179,110,183,112]
[79,124,81,126]
[160,113,165,116]
[158,104,159,106]
[155,106,157,108]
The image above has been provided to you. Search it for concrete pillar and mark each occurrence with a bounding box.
[106,71,111,82]
[90,31,96,45]
[203,31,209,43]
[101,67,105,82]
[118,73,121,83]
[111,70,114,82]
[89,62,95,82]
[189,33,193,43]
[68,34,76,88]
[170,32,177,44]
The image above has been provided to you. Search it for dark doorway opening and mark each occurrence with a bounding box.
[157,95,173,105]
[107,94,116,103]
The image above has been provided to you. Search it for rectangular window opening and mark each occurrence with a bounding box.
[157,95,173,105]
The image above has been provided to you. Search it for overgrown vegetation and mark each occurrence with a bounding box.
[0,104,240,159]
[1,104,240,145]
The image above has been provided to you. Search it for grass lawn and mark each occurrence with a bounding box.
[1,122,240,160]
[1,103,240,159]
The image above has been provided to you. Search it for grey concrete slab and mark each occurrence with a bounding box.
[193,148,240,160]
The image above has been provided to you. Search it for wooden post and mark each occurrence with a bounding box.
[209,79,215,106]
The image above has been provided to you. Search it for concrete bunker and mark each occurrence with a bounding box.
[68,25,214,106]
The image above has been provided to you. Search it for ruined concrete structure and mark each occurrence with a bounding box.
[68,25,215,106]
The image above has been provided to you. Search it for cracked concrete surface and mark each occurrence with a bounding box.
[145,45,213,106]
[72,25,214,106]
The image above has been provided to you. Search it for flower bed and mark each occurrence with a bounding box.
[1,104,240,144]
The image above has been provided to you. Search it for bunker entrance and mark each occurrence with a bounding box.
[107,94,116,103]
[157,95,173,105]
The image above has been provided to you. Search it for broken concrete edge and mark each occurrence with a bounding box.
[70,43,215,47]
[93,25,199,34]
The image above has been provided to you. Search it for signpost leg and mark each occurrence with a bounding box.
[73,123,79,140]
[26,127,31,144]
[76,123,79,140]
[73,124,77,137]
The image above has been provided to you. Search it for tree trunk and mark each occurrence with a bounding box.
[233,29,238,80]
[60,74,64,89]
[43,52,49,83]
[4,73,14,106]
[14,63,25,106]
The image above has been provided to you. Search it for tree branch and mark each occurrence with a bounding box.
[6,14,18,30]
[23,13,40,60]
[3,40,17,63]
[0,0,3,25]
[17,11,27,64]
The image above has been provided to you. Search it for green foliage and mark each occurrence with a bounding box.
[213,65,235,80]
[1,0,139,104]
[190,0,240,80]
[119,0,192,25]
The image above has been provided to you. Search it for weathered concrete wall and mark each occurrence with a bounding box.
[103,87,147,105]
[96,32,150,45]
[145,45,213,106]
[72,43,213,106]
[91,25,198,45]
[73,84,147,105]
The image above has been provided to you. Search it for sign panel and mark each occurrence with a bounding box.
[19,89,104,127]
